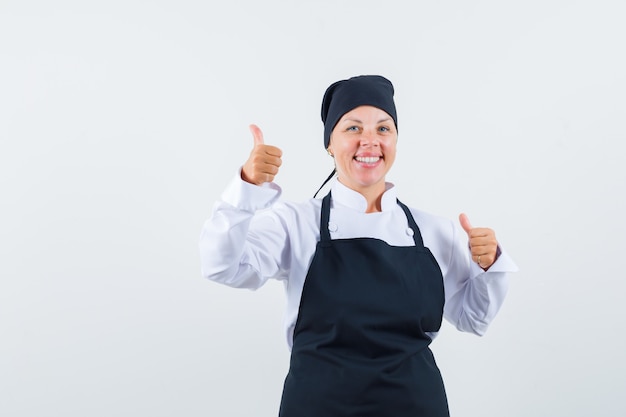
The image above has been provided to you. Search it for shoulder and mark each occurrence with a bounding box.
[401,204,457,243]
[400,203,464,270]
[400,202,454,229]
[270,197,321,218]
[256,197,322,233]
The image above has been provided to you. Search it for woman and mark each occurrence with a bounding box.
[199,75,518,416]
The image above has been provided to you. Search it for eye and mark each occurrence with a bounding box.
[378,126,390,132]
[346,126,360,132]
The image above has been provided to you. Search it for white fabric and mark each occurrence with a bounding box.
[199,172,519,349]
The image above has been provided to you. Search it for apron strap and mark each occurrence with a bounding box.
[319,192,332,245]
[396,199,425,248]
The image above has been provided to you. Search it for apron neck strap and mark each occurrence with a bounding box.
[320,192,332,243]
[396,199,424,247]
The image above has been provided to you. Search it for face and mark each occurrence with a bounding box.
[327,105,397,196]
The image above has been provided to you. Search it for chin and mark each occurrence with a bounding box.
[355,177,387,189]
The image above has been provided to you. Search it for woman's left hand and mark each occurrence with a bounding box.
[459,213,498,270]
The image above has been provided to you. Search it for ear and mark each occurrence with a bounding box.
[327,147,334,157]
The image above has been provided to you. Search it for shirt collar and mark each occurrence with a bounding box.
[330,180,397,212]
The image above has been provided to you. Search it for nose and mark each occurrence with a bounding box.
[360,129,379,147]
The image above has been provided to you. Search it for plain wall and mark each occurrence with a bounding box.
[1,0,625,416]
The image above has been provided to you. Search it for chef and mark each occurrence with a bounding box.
[199,75,518,416]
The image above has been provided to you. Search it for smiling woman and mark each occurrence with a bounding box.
[198,74,518,417]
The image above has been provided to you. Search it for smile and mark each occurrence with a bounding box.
[354,156,381,164]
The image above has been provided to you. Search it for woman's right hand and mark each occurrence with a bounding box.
[241,124,283,185]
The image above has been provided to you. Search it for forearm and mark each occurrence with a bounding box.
[445,265,511,336]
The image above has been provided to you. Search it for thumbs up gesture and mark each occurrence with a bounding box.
[241,124,283,185]
[459,213,498,270]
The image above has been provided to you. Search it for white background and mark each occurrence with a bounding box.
[1,0,625,416]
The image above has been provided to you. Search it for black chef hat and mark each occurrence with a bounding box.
[321,75,397,149]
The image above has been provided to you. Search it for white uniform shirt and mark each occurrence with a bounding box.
[199,173,519,349]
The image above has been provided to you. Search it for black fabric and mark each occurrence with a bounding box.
[312,168,336,199]
[278,192,449,417]
[321,75,398,149]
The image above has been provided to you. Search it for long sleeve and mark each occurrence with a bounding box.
[441,220,519,336]
[199,178,518,346]
[199,172,290,290]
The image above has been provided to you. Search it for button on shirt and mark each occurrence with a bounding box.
[199,173,519,349]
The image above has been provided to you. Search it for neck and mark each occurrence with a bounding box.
[361,186,385,213]
[339,179,386,213]
[364,196,382,213]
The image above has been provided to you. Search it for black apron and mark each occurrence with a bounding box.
[278,192,449,417]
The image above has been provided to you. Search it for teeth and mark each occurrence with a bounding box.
[355,156,380,163]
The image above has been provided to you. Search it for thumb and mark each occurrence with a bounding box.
[459,213,473,235]
[249,124,264,146]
